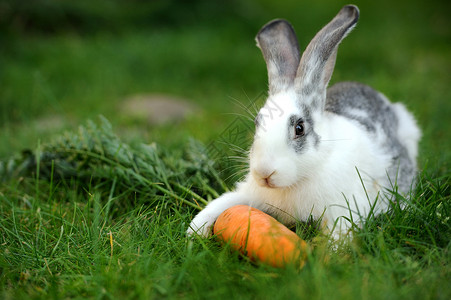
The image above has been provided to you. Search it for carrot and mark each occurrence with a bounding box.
[213,205,309,268]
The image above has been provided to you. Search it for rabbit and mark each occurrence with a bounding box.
[187,5,421,239]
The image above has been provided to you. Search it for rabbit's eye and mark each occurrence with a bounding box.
[295,121,305,137]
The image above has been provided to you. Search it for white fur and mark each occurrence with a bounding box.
[392,102,421,163]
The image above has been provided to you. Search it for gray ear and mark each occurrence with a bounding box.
[256,19,301,94]
[295,5,359,104]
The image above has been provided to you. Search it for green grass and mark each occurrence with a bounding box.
[1,0,450,299]
[1,118,449,299]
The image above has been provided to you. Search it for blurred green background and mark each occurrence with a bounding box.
[1,0,450,170]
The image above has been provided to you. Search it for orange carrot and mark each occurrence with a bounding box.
[213,205,309,268]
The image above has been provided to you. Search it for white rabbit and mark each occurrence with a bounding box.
[187,5,421,239]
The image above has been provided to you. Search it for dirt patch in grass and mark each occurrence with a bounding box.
[120,94,199,125]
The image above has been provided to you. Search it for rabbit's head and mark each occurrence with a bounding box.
[249,5,359,188]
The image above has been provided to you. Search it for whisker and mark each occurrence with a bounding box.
[216,162,246,173]
[223,112,255,123]
[224,168,249,183]
[220,165,246,179]
[227,157,249,164]
[227,96,258,120]
[215,141,251,156]
[229,147,250,156]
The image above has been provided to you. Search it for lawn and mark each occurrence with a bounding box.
[1,0,450,299]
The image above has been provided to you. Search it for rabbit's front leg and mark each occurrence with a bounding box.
[187,191,252,237]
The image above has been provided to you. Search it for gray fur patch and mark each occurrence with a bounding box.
[254,113,263,127]
[326,82,395,134]
[326,81,416,193]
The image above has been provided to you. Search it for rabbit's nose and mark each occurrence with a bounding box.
[253,168,276,187]
[263,172,276,188]
[263,176,274,187]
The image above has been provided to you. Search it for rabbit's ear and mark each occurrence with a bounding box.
[296,5,359,107]
[256,19,301,94]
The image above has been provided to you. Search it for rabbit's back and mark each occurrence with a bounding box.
[326,81,420,193]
